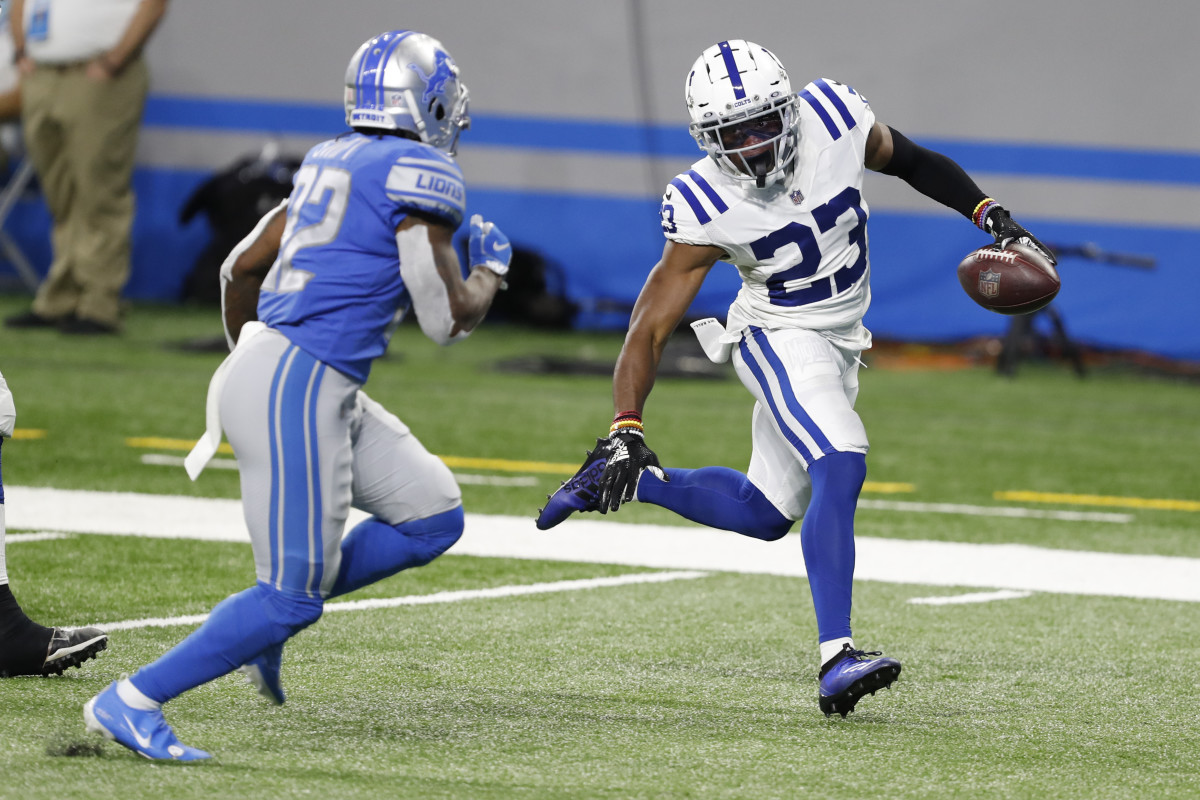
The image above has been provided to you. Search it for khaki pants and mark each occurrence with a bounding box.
[21,57,148,326]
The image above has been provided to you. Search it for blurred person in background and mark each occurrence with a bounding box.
[0,4,19,126]
[0,369,108,677]
[4,0,167,335]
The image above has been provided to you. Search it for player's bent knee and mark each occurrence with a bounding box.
[739,483,794,541]
[400,505,464,567]
[258,585,325,635]
[810,451,867,500]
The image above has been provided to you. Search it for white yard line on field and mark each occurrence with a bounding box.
[97,570,711,632]
[856,498,1131,524]
[7,486,1200,603]
[908,590,1034,606]
[5,532,73,543]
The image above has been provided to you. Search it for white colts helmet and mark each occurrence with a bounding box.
[685,40,800,188]
[344,30,471,155]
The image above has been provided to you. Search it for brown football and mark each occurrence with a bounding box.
[957,243,1061,315]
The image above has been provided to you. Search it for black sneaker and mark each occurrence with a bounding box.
[535,438,610,530]
[42,627,108,676]
[818,644,901,718]
[58,317,118,335]
[5,310,61,329]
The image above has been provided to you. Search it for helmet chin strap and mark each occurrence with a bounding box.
[754,159,768,189]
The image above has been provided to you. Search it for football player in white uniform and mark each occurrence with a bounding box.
[537,40,1054,718]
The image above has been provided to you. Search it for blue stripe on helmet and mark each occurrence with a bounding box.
[355,30,412,111]
[717,41,746,100]
[687,170,728,214]
[799,89,841,140]
[814,79,857,130]
[669,177,711,225]
[374,31,412,111]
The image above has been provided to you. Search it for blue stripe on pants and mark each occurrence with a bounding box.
[267,345,327,597]
[740,328,835,464]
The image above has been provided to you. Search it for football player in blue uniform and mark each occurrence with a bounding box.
[0,370,108,677]
[537,40,1053,717]
[84,31,511,760]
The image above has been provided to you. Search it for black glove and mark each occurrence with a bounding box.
[598,431,663,513]
[982,206,1057,265]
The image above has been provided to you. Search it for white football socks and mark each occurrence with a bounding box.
[117,677,162,711]
[820,637,853,667]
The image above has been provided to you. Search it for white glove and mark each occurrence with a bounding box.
[0,370,15,438]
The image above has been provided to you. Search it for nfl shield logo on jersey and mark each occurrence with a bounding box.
[978,268,1001,298]
[789,189,804,205]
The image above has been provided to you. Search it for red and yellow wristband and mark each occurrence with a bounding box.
[609,411,644,438]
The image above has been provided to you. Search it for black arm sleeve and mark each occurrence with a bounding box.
[878,126,987,221]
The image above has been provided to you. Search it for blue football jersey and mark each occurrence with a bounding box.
[258,132,466,383]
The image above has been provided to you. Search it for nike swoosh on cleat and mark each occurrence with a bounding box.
[125,715,154,750]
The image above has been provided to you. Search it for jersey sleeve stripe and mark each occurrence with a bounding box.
[814,79,857,131]
[799,89,841,140]
[393,158,462,180]
[717,41,747,100]
[687,170,729,214]
[669,177,712,225]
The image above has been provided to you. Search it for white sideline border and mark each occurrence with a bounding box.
[7,485,1200,603]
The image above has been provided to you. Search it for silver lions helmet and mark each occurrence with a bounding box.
[685,40,800,188]
[344,30,471,155]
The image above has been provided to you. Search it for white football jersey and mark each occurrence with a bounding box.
[661,78,876,351]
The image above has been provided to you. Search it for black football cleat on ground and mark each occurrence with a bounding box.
[818,644,901,718]
[41,627,109,676]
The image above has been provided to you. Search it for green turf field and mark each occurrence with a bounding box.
[1,295,1198,799]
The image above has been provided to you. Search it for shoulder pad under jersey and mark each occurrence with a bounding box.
[795,78,875,144]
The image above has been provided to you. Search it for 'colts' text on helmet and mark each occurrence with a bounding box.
[685,40,800,188]
[344,31,471,155]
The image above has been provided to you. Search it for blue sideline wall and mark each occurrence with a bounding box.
[4,1,1198,360]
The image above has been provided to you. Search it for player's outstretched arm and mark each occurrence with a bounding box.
[865,122,1055,264]
[220,201,287,349]
[613,240,724,416]
[396,213,507,345]
[598,241,723,511]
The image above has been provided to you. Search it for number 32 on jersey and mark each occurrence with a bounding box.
[264,165,352,294]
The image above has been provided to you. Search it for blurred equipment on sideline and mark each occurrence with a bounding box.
[177,144,300,304]
[996,241,1157,378]
[473,243,577,329]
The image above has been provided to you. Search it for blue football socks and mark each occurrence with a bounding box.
[800,451,866,643]
[131,583,322,703]
[636,466,793,541]
[330,506,463,597]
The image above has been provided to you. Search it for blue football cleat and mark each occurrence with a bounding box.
[239,642,285,705]
[818,644,902,718]
[84,682,211,761]
[535,438,610,530]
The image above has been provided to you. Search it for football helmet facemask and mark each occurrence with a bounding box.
[344,30,470,155]
[685,40,800,188]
